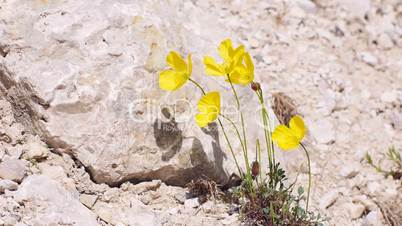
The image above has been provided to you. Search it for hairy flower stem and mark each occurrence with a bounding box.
[226,75,250,176]
[256,139,263,182]
[189,79,243,177]
[300,143,311,212]
[263,110,276,166]
[189,78,206,94]
[221,114,247,161]
[254,89,275,183]
[218,119,243,177]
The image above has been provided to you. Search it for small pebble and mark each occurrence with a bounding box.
[364,210,383,226]
[79,194,98,208]
[380,91,398,103]
[184,198,200,209]
[339,163,359,179]
[346,203,366,219]
[0,159,27,183]
[360,52,378,66]
[0,179,18,193]
[319,190,339,209]
[23,140,49,160]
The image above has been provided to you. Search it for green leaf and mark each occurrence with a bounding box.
[298,186,304,196]
[263,207,270,215]
[365,152,373,164]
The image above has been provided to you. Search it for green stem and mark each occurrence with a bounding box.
[258,89,275,166]
[190,78,242,177]
[263,109,276,166]
[227,75,250,175]
[255,90,274,178]
[256,138,263,182]
[300,143,311,212]
[218,118,242,177]
[189,78,206,95]
[221,114,250,174]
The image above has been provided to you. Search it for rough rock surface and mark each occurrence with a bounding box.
[0,95,240,225]
[13,175,100,226]
[0,0,235,186]
[0,158,26,182]
[0,179,18,193]
[92,199,161,226]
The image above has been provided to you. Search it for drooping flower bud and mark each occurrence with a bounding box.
[251,161,260,177]
[250,82,261,91]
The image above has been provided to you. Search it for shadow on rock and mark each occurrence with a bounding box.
[153,107,183,161]
[152,108,235,186]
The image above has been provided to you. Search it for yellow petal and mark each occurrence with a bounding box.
[198,92,220,114]
[233,45,245,62]
[226,47,244,74]
[166,51,187,72]
[227,66,253,86]
[243,52,254,72]
[204,56,225,76]
[159,70,187,91]
[195,92,220,127]
[218,39,234,62]
[272,125,300,150]
[195,111,219,128]
[289,115,306,141]
[195,113,209,128]
[187,54,192,75]
[227,68,245,84]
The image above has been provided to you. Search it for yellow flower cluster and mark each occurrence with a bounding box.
[158,38,306,151]
[204,39,254,85]
[157,38,312,214]
[159,38,255,128]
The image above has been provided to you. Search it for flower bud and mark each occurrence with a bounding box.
[251,161,260,177]
[250,82,261,91]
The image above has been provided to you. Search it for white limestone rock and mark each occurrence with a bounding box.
[360,52,378,66]
[0,158,27,183]
[310,119,335,144]
[38,164,78,195]
[13,175,99,226]
[0,0,235,186]
[377,33,394,49]
[295,0,317,14]
[381,91,398,103]
[337,0,371,19]
[93,199,161,226]
[0,179,18,193]
[346,202,366,219]
[339,163,360,179]
[364,210,383,226]
[79,194,98,209]
[319,190,339,209]
[184,197,200,209]
[22,137,49,160]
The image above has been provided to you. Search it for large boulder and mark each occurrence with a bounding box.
[0,0,241,186]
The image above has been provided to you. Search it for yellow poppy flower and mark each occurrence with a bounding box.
[195,92,221,127]
[203,39,244,77]
[272,115,306,151]
[227,52,254,85]
[159,51,192,91]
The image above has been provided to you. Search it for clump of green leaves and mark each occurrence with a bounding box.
[366,146,402,180]
[231,163,325,226]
